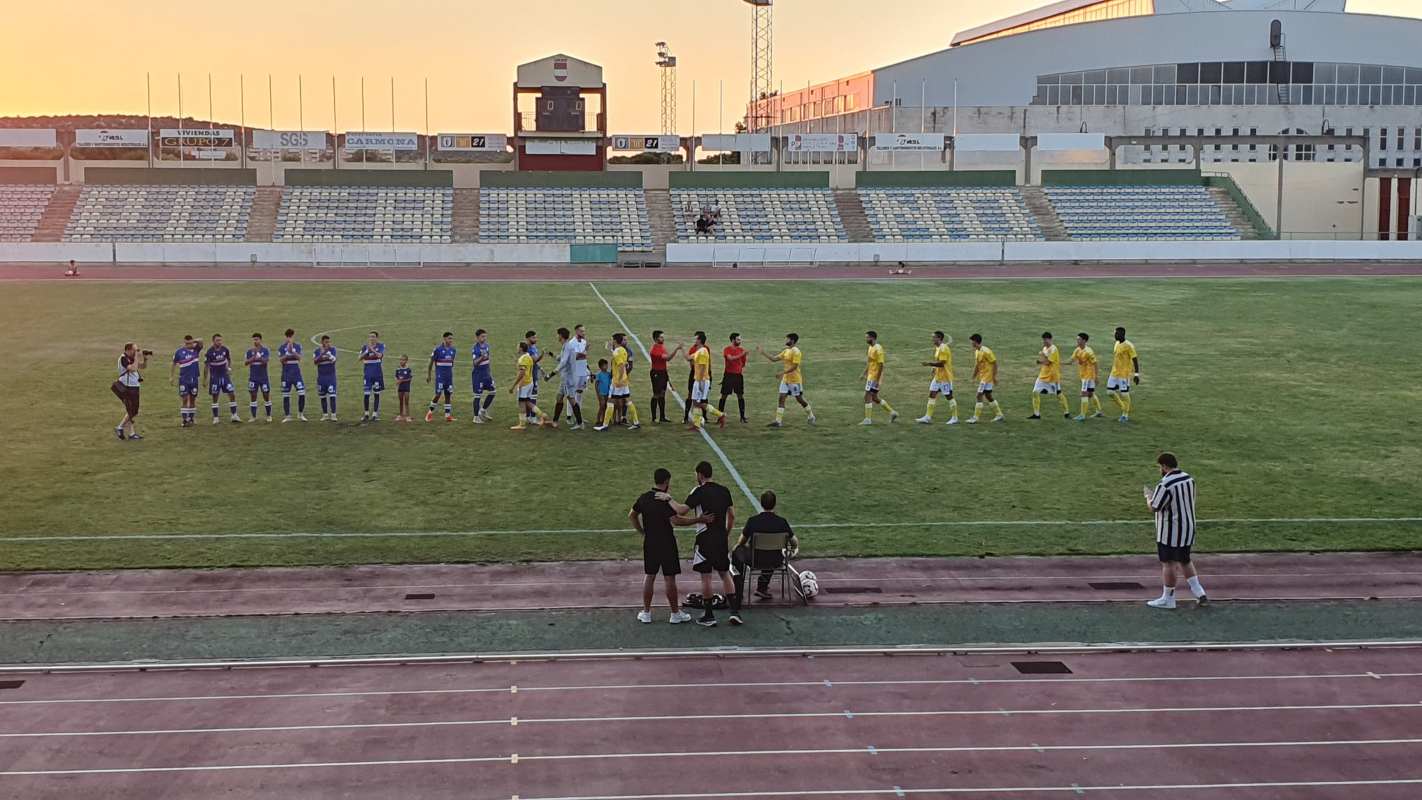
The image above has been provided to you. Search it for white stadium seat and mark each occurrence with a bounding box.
[670,188,847,243]
[0,184,53,242]
[63,185,255,243]
[858,187,1042,242]
[1045,185,1240,241]
[478,188,651,252]
[273,186,453,244]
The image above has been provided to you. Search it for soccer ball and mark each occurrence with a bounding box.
[798,570,819,598]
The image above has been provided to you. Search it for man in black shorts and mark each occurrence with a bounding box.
[685,460,738,626]
[629,467,706,624]
[732,490,799,605]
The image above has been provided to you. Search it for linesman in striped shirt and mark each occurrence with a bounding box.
[1144,452,1207,609]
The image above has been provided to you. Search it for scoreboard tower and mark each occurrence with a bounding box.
[512,54,608,171]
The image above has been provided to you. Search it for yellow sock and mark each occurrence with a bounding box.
[974,402,984,418]
[1109,392,1124,412]
[1057,393,1069,414]
[880,399,894,415]
[693,409,704,428]
[948,398,958,418]
[991,400,1003,416]
[803,403,813,417]
[924,398,936,419]
[603,404,615,426]
[1120,394,1132,416]
[1080,397,1089,416]
[530,404,546,421]
[708,405,723,419]
[1031,394,1041,415]
[775,406,785,423]
[1091,395,1103,414]
[515,409,524,426]
[864,403,873,420]
[627,402,640,424]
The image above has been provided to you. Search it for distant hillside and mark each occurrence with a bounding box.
[0,114,241,131]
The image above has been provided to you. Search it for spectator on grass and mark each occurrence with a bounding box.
[732,490,798,605]
[1144,452,1207,609]
[111,342,150,441]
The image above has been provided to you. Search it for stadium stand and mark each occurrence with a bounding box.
[0,185,54,242]
[478,187,651,251]
[1044,185,1240,240]
[273,186,453,243]
[671,188,847,243]
[859,187,1042,242]
[64,185,255,242]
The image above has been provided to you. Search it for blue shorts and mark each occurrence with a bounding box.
[281,372,305,393]
[317,378,337,395]
[397,384,410,395]
[248,379,271,393]
[178,381,199,398]
[472,372,495,393]
[363,372,385,392]
[435,371,454,395]
[209,375,236,395]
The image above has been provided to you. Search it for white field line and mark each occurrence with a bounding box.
[4,738,1421,777]
[589,281,761,512]
[6,701,1421,739]
[2,516,1418,543]
[6,671,1422,707]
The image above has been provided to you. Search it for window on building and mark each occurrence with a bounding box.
[1381,128,1388,149]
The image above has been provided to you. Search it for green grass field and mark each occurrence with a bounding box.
[2,277,1418,571]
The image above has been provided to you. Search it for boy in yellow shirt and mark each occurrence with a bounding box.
[507,341,553,430]
[859,330,898,425]
[1107,326,1141,423]
[915,330,959,425]
[686,331,727,431]
[595,332,642,431]
[756,333,815,427]
[1028,331,1071,421]
[1071,332,1104,421]
[967,333,1005,424]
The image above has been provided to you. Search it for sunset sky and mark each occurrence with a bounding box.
[2,0,1417,134]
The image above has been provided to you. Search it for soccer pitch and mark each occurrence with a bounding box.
[1,276,1418,571]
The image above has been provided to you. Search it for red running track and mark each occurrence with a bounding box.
[1,645,1421,798]
[1,551,1418,621]
[4,261,1422,283]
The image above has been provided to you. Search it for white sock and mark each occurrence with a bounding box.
[1186,576,1205,597]
[1160,586,1175,600]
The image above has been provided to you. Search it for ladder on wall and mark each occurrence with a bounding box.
[1272,34,1289,105]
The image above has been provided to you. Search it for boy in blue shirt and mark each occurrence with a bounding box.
[594,357,612,429]
[394,355,413,422]
[426,332,457,423]
[278,328,308,422]
[169,335,202,427]
[245,333,273,423]
[314,335,339,421]
[360,330,386,422]
[470,328,495,423]
[203,333,241,424]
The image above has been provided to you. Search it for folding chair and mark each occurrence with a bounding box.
[743,531,802,607]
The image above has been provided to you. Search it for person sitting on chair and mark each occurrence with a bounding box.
[732,490,798,603]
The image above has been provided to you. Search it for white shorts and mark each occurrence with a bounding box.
[517,384,536,401]
[1033,380,1062,395]
[929,379,953,395]
[863,380,880,393]
[1106,376,1131,392]
[1080,379,1097,392]
[976,382,994,394]
[778,382,803,397]
[575,374,589,392]
[610,386,631,398]
[691,380,712,402]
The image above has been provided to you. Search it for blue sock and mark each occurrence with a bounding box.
[320,396,329,414]
[297,393,306,413]
[372,393,380,414]
[283,395,291,415]
[211,402,219,419]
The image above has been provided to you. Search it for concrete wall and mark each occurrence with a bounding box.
[1213,161,1368,236]
[0,242,569,265]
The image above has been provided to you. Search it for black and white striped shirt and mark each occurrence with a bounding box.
[1150,470,1197,547]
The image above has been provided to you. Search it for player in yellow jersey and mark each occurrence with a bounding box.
[1071,332,1105,421]
[1107,326,1140,423]
[915,330,959,425]
[595,333,642,432]
[756,333,815,427]
[686,331,727,431]
[859,331,898,425]
[967,333,1005,424]
[1028,332,1071,421]
[507,341,553,430]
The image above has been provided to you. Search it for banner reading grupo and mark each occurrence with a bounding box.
[252,130,329,150]
[75,129,150,148]
[345,132,419,151]
[159,129,235,148]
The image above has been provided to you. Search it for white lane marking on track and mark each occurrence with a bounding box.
[4,516,1418,543]
[6,671,1422,707]
[588,281,760,511]
[5,739,1421,776]
[10,700,1421,739]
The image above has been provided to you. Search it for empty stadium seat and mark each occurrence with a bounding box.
[671,188,847,243]
[478,188,651,252]
[0,184,53,242]
[859,187,1042,242]
[273,186,453,243]
[64,185,254,242]
[1045,185,1240,241]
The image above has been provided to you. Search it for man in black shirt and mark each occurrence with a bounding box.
[732,490,798,605]
[629,467,707,625]
[685,460,738,627]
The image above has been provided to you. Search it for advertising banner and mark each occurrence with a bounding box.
[700,133,771,152]
[873,133,946,151]
[610,135,680,152]
[159,129,235,147]
[953,134,1022,152]
[785,133,858,153]
[75,129,150,148]
[1035,133,1107,151]
[436,133,507,152]
[0,129,57,148]
[345,132,419,151]
[252,130,329,150]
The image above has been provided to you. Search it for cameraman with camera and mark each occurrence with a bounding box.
[112,342,151,441]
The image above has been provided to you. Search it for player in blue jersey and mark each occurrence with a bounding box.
[313,335,339,421]
[470,328,495,423]
[168,334,202,427]
[278,328,308,423]
[394,355,413,422]
[203,333,241,424]
[245,333,274,423]
[425,331,457,423]
[360,330,386,422]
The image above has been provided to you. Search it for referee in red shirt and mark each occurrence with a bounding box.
[648,330,680,424]
[718,333,749,423]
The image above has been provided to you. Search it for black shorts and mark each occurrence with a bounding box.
[1157,543,1193,564]
[720,373,744,397]
[650,370,669,394]
[644,535,681,576]
[112,383,140,418]
[692,532,731,574]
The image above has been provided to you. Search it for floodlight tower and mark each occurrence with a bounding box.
[656,41,678,135]
[744,0,773,131]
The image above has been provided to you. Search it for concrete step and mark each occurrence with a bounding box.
[452,188,480,243]
[645,189,678,254]
[244,187,283,243]
[1206,185,1261,239]
[833,190,873,243]
[32,185,80,243]
[1020,186,1069,242]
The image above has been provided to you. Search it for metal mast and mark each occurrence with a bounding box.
[656,42,678,135]
[744,0,773,131]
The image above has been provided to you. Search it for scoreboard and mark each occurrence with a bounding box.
[536,87,585,132]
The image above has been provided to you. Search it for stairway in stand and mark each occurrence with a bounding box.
[452,188,480,243]
[644,189,677,265]
[32,185,80,242]
[1020,186,1069,241]
[244,187,283,243]
[832,190,873,243]
[1206,186,1262,239]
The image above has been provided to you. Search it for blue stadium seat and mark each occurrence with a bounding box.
[273,186,452,243]
[670,188,846,243]
[0,184,52,242]
[858,187,1042,242]
[1045,185,1240,241]
[478,188,651,252]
